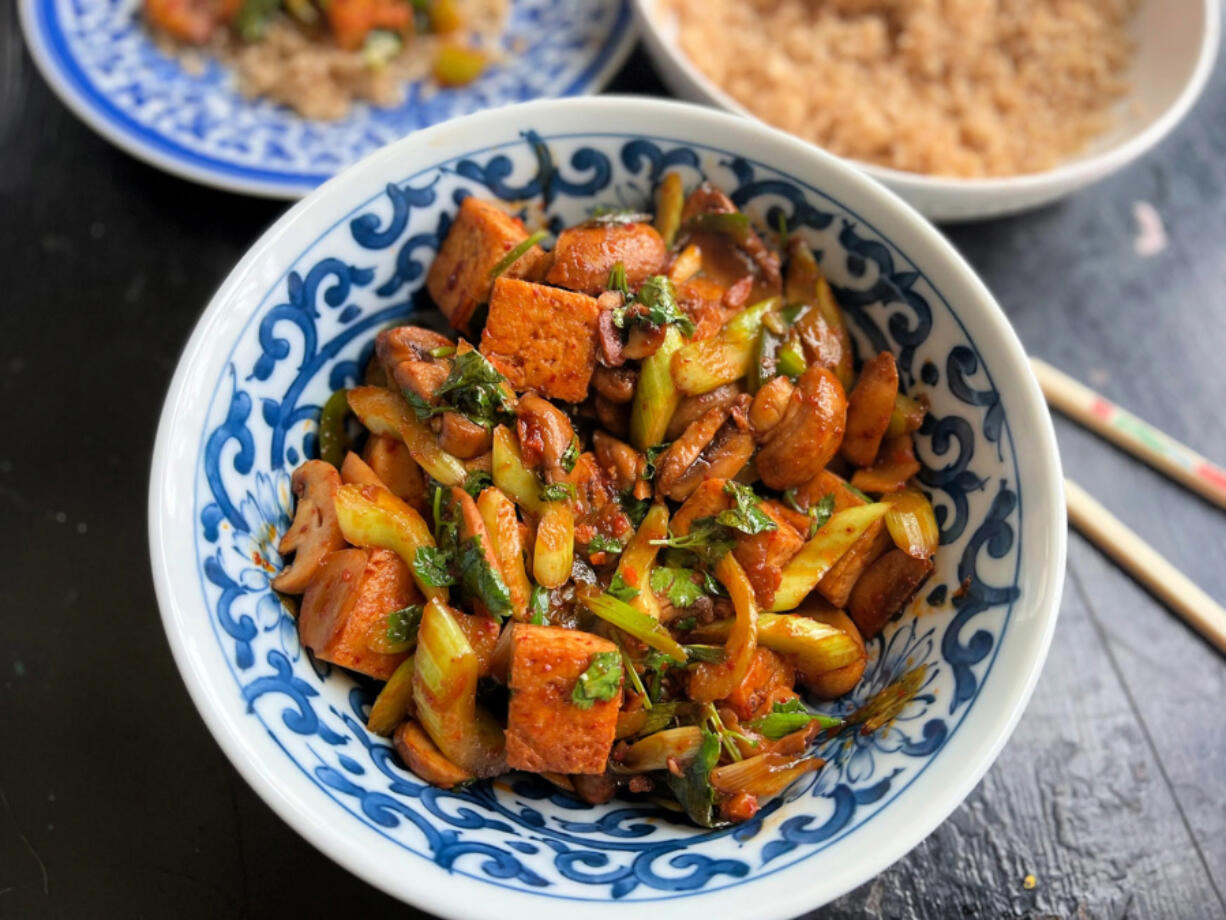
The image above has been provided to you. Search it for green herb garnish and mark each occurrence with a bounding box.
[413,545,456,587]
[607,571,639,602]
[747,699,843,740]
[529,584,549,625]
[571,651,623,709]
[489,229,547,279]
[457,537,512,620]
[383,604,424,652]
[607,261,630,296]
[559,436,580,474]
[463,469,493,498]
[539,481,576,503]
[588,533,625,555]
[404,350,514,429]
[715,481,778,536]
[684,211,750,243]
[666,728,726,828]
[649,565,707,609]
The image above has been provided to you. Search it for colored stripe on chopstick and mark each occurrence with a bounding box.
[1065,479,1226,655]
[1031,358,1226,511]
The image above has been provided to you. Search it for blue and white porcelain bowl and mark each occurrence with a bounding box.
[18,0,634,198]
[148,97,1066,918]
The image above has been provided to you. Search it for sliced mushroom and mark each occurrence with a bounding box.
[439,412,493,459]
[680,183,781,287]
[375,326,454,401]
[516,392,577,481]
[656,406,755,501]
[596,291,627,367]
[297,547,367,651]
[748,376,795,434]
[755,365,847,490]
[593,395,629,439]
[665,383,743,441]
[272,460,347,594]
[840,352,898,468]
[592,430,647,494]
[592,365,637,404]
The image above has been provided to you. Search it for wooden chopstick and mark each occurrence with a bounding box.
[1032,358,1226,511]
[1065,479,1226,655]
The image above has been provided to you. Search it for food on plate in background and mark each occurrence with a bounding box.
[662,0,1137,178]
[272,176,940,826]
[144,0,505,119]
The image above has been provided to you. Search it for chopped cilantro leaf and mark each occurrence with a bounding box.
[673,616,697,631]
[588,533,624,555]
[571,651,622,709]
[651,518,738,565]
[463,469,493,498]
[539,481,576,503]
[559,436,580,474]
[643,443,671,479]
[457,537,512,620]
[382,604,423,651]
[716,481,778,535]
[413,545,455,587]
[529,585,549,625]
[808,494,835,538]
[747,699,843,740]
[649,565,707,609]
[607,572,639,602]
[405,350,514,429]
[666,728,726,828]
[635,276,696,338]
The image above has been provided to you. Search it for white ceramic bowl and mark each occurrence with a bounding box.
[634,0,1220,221]
[148,96,1066,918]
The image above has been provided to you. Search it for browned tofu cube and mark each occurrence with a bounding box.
[480,277,600,403]
[544,222,668,295]
[299,547,419,680]
[733,499,806,608]
[425,197,548,334]
[505,624,622,774]
[816,519,893,608]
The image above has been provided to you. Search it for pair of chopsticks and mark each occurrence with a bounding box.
[1030,359,1226,655]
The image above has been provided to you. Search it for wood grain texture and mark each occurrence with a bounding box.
[3,33,1226,920]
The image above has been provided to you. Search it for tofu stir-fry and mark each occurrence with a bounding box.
[273,176,939,826]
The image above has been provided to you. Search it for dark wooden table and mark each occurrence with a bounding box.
[3,8,1225,915]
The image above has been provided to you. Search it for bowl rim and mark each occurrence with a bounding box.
[148,95,1066,917]
[631,0,1221,196]
[17,0,637,199]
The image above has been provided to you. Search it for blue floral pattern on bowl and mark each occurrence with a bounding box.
[20,0,634,196]
[187,129,1023,901]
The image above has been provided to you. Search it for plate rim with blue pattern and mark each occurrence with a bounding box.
[19,0,637,198]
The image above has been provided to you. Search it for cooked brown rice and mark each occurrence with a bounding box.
[663,0,1137,178]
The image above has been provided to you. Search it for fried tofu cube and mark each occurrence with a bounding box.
[545,222,668,295]
[299,547,419,680]
[505,624,622,774]
[480,277,600,402]
[733,499,806,608]
[426,197,548,335]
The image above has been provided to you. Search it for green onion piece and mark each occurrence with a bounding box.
[318,388,352,469]
[655,173,684,248]
[577,588,687,663]
[684,211,750,243]
[619,647,652,708]
[777,343,807,379]
[489,229,547,278]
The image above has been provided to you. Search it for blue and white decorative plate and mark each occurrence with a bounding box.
[148,98,1066,918]
[18,0,635,198]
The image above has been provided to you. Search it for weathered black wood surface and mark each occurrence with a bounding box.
[2,13,1225,916]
